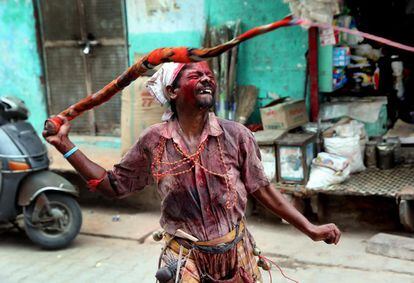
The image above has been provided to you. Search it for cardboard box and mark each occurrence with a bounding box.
[121,76,165,155]
[260,99,308,130]
[120,54,166,155]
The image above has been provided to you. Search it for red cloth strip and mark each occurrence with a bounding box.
[87,174,106,192]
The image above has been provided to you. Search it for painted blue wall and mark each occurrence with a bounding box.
[0,0,47,134]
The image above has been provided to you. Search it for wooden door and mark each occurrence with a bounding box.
[37,0,127,135]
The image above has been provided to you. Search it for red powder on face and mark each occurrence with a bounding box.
[175,62,216,109]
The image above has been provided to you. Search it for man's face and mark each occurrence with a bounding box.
[174,62,216,110]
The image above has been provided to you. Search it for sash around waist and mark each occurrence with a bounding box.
[165,221,246,255]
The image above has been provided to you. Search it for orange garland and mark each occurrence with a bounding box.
[151,136,237,209]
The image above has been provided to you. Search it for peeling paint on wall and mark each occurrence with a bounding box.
[126,0,205,62]
[0,0,47,134]
[127,0,205,34]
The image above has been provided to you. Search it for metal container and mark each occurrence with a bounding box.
[253,130,287,182]
[275,133,316,185]
[365,141,378,168]
[386,137,402,164]
[376,142,395,170]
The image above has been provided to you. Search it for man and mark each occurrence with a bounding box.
[44,61,340,282]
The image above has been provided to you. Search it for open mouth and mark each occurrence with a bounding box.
[197,87,214,95]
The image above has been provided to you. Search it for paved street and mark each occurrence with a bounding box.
[0,205,413,283]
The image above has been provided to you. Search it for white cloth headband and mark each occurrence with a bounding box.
[146,62,185,121]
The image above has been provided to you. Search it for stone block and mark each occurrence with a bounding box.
[366,232,414,261]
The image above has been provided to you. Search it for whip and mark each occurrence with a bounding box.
[43,15,296,135]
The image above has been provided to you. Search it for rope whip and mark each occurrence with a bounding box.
[43,15,296,135]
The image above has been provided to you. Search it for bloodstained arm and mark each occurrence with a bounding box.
[44,117,117,198]
[54,137,117,198]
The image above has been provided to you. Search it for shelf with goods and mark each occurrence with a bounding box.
[317,39,388,137]
[318,44,351,93]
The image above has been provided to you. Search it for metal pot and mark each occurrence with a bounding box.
[376,142,395,170]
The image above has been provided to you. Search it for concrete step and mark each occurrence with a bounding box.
[366,233,414,261]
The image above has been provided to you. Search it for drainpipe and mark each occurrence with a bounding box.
[308,27,319,122]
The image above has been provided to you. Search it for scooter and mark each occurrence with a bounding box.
[0,96,82,249]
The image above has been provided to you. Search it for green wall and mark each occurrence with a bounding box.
[0,0,47,134]
[206,0,308,121]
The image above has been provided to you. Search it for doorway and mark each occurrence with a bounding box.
[36,0,128,136]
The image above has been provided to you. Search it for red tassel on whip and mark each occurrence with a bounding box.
[43,15,296,135]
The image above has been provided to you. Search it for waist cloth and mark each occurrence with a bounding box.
[160,221,262,282]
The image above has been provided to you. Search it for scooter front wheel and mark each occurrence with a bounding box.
[24,192,82,249]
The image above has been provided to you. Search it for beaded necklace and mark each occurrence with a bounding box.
[151,136,237,209]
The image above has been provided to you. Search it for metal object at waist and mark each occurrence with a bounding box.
[165,221,245,256]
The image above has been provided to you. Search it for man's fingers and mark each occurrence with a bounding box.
[324,238,333,244]
[57,115,69,124]
[314,224,341,244]
[329,231,336,242]
[334,234,340,245]
[320,224,341,245]
[42,130,54,140]
[334,227,341,245]
[60,122,71,132]
[57,115,71,135]
[324,233,335,244]
[327,224,341,245]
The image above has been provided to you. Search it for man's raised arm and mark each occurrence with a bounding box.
[43,116,117,198]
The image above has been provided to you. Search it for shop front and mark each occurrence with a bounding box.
[254,0,414,231]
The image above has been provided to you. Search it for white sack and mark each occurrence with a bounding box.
[324,136,366,173]
[306,152,350,189]
[335,120,366,138]
[335,120,368,157]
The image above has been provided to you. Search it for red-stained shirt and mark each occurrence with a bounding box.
[108,113,269,241]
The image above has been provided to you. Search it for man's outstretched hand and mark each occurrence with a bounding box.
[252,185,342,245]
[308,223,341,245]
